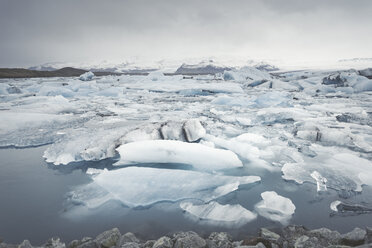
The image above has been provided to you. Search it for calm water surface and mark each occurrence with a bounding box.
[0,146,371,245]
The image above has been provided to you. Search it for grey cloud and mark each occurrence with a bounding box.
[0,0,371,67]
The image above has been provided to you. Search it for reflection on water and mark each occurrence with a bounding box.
[0,146,372,245]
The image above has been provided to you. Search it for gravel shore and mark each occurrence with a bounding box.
[1,225,371,248]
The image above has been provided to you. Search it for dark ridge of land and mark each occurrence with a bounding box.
[0,67,220,79]
[0,67,123,79]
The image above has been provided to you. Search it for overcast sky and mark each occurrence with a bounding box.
[1,0,372,67]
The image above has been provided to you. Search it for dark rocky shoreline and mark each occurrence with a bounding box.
[1,225,371,248]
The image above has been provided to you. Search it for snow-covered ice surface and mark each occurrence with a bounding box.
[0,65,372,235]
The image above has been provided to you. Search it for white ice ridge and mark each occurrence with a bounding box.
[180,201,257,226]
[115,140,243,171]
[310,171,327,192]
[79,167,261,207]
[254,191,296,225]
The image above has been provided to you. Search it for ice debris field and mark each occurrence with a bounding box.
[0,66,372,228]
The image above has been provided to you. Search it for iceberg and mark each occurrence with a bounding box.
[183,119,206,142]
[79,71,95,81]
[180,201,257,226]
[69,167,261,208]
[310,171,327,192]
[115,140,243,171]
[254,191,295,225]
[223,66,271,82]
[282,151,372,193]
[146,71,166,81]
[322,72,372,92]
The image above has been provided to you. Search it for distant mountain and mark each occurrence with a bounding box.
[27,58,281,75]
[338,58,372,62]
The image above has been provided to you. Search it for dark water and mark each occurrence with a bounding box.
[0,146,372,245]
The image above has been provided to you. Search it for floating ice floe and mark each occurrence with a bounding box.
[0,111,80,147]
[180,201,257,226]
[79,71,95,81]
[330,200,372,215]
[115,140,243,171]
[69,167,261,208]
[282,150,372,193]
[44,128,121,165]
[254,191,295,224]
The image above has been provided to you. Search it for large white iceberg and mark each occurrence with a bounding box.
[254,191,295,224]
[115,140,243,171]
[69,167,261,208]
[180,201,257,226]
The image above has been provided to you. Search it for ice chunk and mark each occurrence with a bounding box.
[321,71,372,92]
[121,124,162,144]
[146,71,165,81]
[183,119,206,142]
[70,167,261,207]
[282,150,372,193]
[44,125,132,165]
[223,66,271,82]
[254,191,295,225]
[310,171,327,192]
[160,121,185,141]
[205,134,274,171]
[359,68,372,77]
[330,200,372,215]
[115,140,243,171]
[0,111,79,147]
[180,201,257,226]
[79,71,95,81]
[294,123,369,151]
[330,201,342,212]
